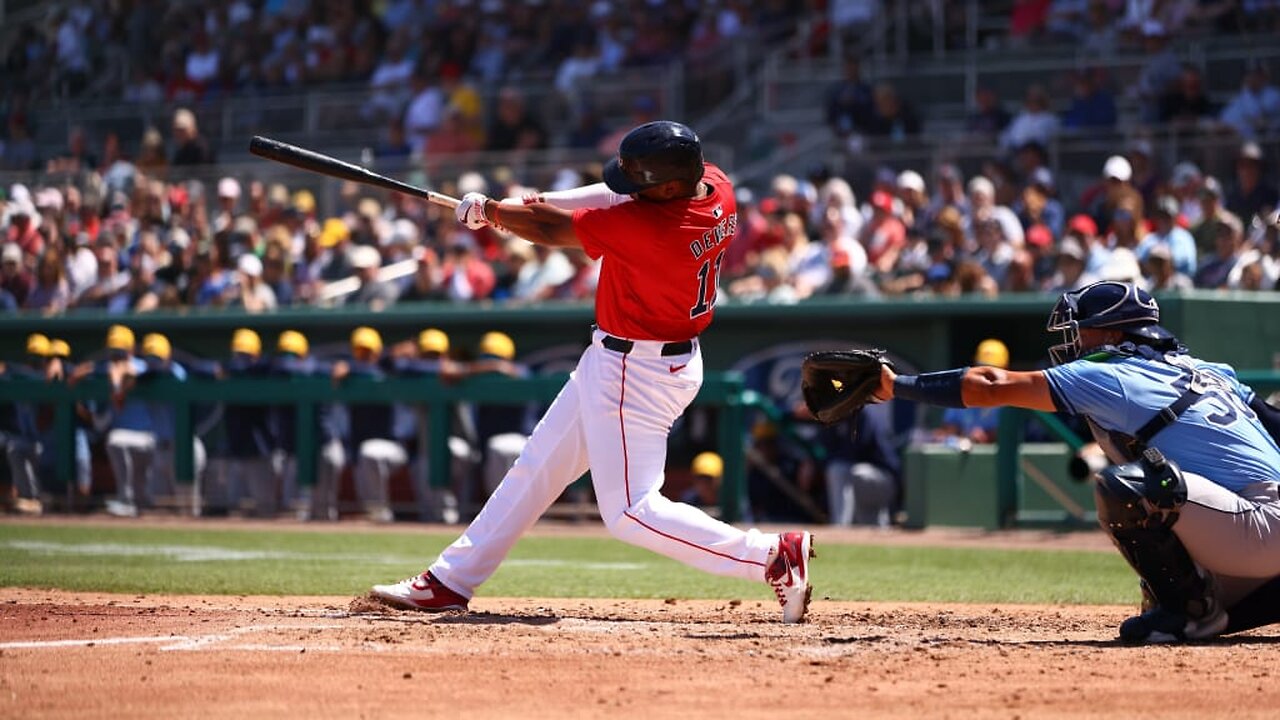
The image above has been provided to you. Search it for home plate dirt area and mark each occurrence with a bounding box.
[2,589,1280,719]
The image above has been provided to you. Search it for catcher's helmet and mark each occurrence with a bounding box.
[1046,280,1175,365]
[602,120,705,195]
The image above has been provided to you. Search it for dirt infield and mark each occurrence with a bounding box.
[3,588,1280,719]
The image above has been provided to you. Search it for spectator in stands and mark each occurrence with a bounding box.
[404,71,445,155]
[25,246,71,313]
[1047,0,1092,40]
[213,178,241,234]
[170,109,213,166]
[441,237,497,301]
[864,83,921,140]
[1,243,32,307]
[260,238,293,307]
[1,113,38,171]
[860,191,907,276]
[1101,202,1147,285]
[1170,162,1205,225]
[1137,195,1198,277]
[487,87,548,153]
[896,170,929,234]
[367,30,415,120]
[1145,242,1196,291]
[1017,168,1065,239]
[1085,155,1144,236]
[1192,176,1237,258]
[6,191,42,257]
[1046,235,1098,293]
[225,254,277,313]
[343,245,397,309]
[968,175,1025,248]
[822,400,900,527]
[1220,62,1280,141]
[1226,142,1280,223]
[1132,21,1180,124]
[1159,64,1218,130]
[1062,69,1117,129]
[966,87,1011,140]
[1194,214,1246,288]
[1001,84,1060,151]
[826,56,874,143]
[1126,139,1163,210]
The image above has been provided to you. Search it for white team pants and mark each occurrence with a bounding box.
[431,330,777,597]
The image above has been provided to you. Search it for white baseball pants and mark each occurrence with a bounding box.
[431,329,777,597]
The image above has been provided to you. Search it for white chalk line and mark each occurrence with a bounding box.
[1,539,646,570]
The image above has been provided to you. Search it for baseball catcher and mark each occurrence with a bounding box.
[835,280,1280,644]
[801,348,893,425]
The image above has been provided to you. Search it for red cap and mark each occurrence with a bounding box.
[831,249,851,268]
[1067,214,1097,237]
[168,186,189,208]
[1026,224,1052,248]
[871,190,894,212]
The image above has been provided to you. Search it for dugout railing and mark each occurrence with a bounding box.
[0,370,766,523]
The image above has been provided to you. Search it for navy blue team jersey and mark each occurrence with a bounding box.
[1045,352,1280,492]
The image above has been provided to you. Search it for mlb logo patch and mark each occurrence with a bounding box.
[712,205,723,219]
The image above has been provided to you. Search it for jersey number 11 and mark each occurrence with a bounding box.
[689,252,725,319]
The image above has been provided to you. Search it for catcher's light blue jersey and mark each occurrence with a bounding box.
[1045,353,1280,492]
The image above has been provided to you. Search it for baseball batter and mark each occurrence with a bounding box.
[373,121,814,623]
[827,280,1280,643]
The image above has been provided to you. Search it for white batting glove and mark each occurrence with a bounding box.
[456,192,491,229]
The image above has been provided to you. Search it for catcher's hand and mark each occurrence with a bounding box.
[801,349,893,424]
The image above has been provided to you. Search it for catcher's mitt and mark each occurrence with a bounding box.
[801,349,892,424]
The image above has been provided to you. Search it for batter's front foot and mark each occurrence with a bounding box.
[371,571,470,612]
[766,531,814,624]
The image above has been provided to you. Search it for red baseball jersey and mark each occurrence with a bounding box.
[573,163,738,341]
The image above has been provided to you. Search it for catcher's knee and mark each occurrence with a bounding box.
[1095,448,1187,534]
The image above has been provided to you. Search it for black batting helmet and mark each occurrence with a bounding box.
[602,120,705,195]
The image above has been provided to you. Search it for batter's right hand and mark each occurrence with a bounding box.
[456,192,492,229]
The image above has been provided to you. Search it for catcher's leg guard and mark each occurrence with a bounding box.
[1095,449,1216,622]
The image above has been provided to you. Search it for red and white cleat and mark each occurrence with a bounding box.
[371,571,469,612]
[766,531,814,624]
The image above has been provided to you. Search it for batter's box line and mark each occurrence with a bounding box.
[160,623,351,651]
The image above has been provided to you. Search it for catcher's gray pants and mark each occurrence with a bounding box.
[1,432,41,500]
[1165,472,1280,610]
[357,438,406,522]
[826,460,895,527]
[106,429,156,512]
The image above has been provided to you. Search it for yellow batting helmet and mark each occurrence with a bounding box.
[26,333,51,357]
[141,333,172,361]
[351,326,383,354]
[478,331,515,360]
[418,328,450,355]
[974,338,1009,369]
[231,328,262,357]
[106,324,135,352]
[692,451,724,478]
[276,330,309,357]
[49,339,71,358]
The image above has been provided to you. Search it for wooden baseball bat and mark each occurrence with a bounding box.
[248,136,460,209]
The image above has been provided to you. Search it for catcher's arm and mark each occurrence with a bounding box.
[878,365,1056,412]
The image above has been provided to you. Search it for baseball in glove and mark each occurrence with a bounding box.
[801,349,892,425]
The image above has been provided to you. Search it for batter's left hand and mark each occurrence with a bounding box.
[456,192,492,229]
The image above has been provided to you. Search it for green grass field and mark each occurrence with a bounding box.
[0,523,1138,605]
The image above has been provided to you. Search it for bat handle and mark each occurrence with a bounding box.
[426,192,460,210]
